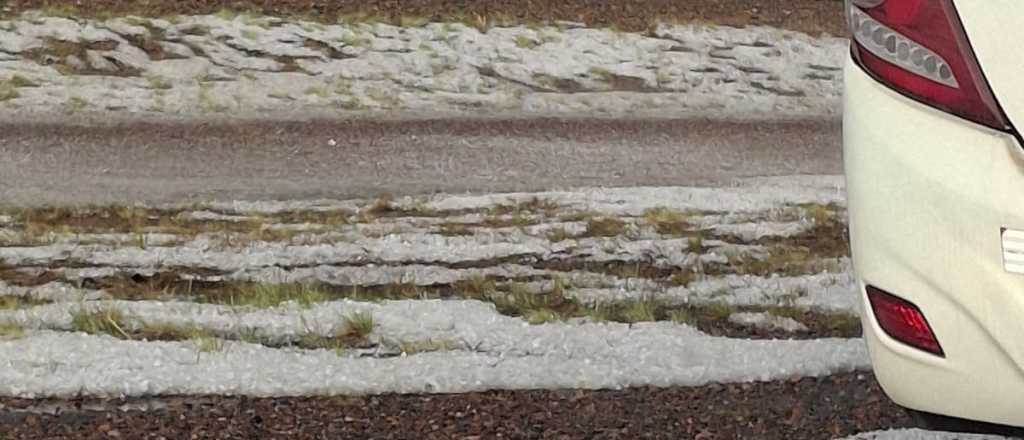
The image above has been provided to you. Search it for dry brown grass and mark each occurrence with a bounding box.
[643,207,692,236]
[584,217,627,237]
[438,223,474,236]
[545,227,576,242]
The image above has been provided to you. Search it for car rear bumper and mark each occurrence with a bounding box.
[844,54,1024,427]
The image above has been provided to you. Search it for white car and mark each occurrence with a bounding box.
[845,0,1024,434]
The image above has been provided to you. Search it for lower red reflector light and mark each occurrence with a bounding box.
[867,286,945,357]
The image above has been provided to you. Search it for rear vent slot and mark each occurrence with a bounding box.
[1001,228,1024,274]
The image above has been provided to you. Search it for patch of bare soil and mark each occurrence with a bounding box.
[2,0,847,35]
[0,373,910,440]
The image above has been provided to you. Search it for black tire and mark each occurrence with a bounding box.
[908,409,1024,438]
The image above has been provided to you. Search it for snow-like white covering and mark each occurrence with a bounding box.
[569,269,859,315]
[0,177,862,399]
[0,298,839,351]
[710,221,812,242]
[0,230,802,276]
[839,430,1009,440]
[0,326,867,398]
[228,263,550,286]
[0,234,568,269]
[0,281,108,302]
[197,177,845,217]
[0,15,846,120]
[421,176,846,216]
[685,269,859,314]
[186,211,253,223]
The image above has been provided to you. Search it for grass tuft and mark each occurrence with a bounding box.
[525,309,560,324]
[492,282,577,323]
[668,269,696,286]
[643,207,691,236]
[0,82,20,102]
[7,75,37,88]
[63,96,88,113]
[687,236,703,253]
[558,210,599,223]
[481,212,533,228]
[728,247,816,277]
[619,297,658,323]
[304,85,329,98]
[399,15,430,27]
[71,308,131,339]
[822,313,861,334]
[515,34,537,49]
[0,323,24,339]
[40,4,79,17]
[585,302,612,323]
[457,274,496,300]
[364,196,397,217]
[669,309,695,325]
[146,75,173,90]
[800,203,831,225]
[395,338,459,354]
[0,296,26,310]
[342,311,375,339]
[439,223,474,236]
[703,302,735,321]
[191,333,223,353]
[584,217,627,237]
[545,227,575,242]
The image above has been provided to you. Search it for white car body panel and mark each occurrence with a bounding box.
[955,0,1024,129]
[844,52,1024,427]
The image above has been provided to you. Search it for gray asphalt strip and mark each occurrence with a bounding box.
[0,117,841,206]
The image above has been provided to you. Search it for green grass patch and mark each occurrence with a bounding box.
[0,82,20,102]
[342,311,375,339]
[799,203,831,225]
[525,309,560,324]
[618,297,658,323]
[63,96,88,113]
[0,323,24,339]
[146,75,173,90]
[71,308,131,338]
[0,296,48,310]
[669,309,695,325]
[481,212,534,228]
[515,34,537,49]
[399,15,430,27]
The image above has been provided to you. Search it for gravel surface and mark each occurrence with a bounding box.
[0,373,913,440]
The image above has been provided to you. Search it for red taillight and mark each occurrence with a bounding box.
[866,286,944,356]
[848,0,1010,130]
